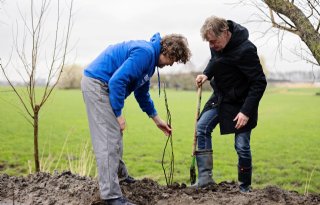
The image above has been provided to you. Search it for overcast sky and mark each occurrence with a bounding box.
[0,0,318,81]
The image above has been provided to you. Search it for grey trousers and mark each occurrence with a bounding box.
[81,76,128,200]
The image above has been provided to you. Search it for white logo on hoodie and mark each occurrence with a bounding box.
[139,74,150,86]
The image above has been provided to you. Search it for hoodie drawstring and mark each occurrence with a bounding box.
[157,66,161,97]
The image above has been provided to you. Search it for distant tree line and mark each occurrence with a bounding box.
[32,56,319,90]
[268,70,320,83]
[8,62,320,91]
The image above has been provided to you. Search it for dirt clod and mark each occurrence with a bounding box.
[0,172,319,205]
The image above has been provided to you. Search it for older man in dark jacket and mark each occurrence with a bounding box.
[193,16,267,192]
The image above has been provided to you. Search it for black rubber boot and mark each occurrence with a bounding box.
[191,149,215,188]
[238,165,252,192]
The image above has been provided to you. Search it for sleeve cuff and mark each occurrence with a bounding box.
[148,111,158,118]
[114,109,121,118]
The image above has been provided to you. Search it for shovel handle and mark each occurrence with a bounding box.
[192,85,202,156]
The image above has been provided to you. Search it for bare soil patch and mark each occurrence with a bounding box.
[0,171,319,205]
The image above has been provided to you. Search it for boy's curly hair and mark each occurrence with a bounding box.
[160,34,191,64]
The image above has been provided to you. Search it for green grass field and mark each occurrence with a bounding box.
[0,86,319,194]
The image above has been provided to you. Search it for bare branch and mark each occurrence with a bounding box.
[17,28,33,105]
[29,0,50,109]
[306,2,314,18]
[0,59,33,118]
[307,0,320,16]
[42,0,61,103]
[275,12,296,29]
[41,0,74,106]
[17,4,32,36]
[0,91,33,126]
[269,8,299,34]
[245,0,320,66]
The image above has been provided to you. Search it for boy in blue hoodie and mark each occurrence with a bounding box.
[81,33,191,205]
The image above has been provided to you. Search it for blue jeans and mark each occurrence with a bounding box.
[197,107,252,167]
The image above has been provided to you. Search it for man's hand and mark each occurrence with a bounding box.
[195,74,208,87]
[152,115,172,136]
[117,115,126,134]
[233,112,249,129]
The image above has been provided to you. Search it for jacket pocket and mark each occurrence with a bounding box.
[225,87,245,103]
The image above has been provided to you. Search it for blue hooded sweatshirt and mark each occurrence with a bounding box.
[84,33,161,117]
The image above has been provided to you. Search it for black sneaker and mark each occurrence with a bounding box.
[105,197,136,205]
[120,175,136,184]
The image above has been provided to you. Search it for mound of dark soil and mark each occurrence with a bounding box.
[0,171,319,205]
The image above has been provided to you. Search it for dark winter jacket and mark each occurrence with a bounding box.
[202,20,267,135]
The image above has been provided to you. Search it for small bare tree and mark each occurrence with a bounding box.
[0,0,73,172]
[240,0,320,66]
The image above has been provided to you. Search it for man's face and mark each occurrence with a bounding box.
[158,54,175,68]
[206,30,229,52]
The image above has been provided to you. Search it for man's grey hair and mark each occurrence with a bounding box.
[200,16,229,41]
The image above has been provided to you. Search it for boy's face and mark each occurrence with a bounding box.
[158,54,175,68]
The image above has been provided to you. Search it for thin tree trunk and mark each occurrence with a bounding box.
[34,105,40,172]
